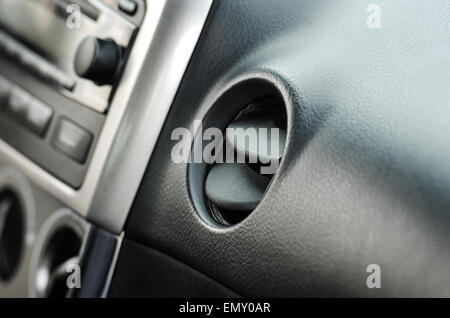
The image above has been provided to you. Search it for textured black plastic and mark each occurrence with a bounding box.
[108,239,239,298]
[117,0,450,297]
[71,227,117,298]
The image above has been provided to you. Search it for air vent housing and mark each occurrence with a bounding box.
[206,99,286,225]
[188,78,288,227]
[0,189,24,282]
[30,209,89,298]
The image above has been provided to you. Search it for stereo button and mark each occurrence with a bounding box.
[119,0,137,15]
[53,119,92,163]
[6,87,31,121]
[25,99,53,136]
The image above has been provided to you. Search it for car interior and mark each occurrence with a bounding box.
[0,0,449,299]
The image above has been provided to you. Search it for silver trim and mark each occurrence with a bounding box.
[88,0,213,232]
[0,0,213,233]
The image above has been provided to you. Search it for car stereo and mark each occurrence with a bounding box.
[0,0,145,188]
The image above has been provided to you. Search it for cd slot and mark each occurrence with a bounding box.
[0,30,76,91]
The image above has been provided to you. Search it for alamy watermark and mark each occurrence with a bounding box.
[367,4,381,29]
[66,263,81,290]
[66,4,81,29]
[366,264,381,289]
[171,120,283,174]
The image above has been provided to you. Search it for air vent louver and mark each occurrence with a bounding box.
[204,98,287,225]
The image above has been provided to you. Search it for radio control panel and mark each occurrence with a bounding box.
[0,0,145,113]
[0,0,145,188]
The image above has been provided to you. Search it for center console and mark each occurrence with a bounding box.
[0,0,144,188]
[0,0,213,297]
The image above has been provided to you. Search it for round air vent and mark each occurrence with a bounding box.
[204,98,287,225]
[36,226,82,298]
[0,189,24,282]
[188,78,289,227]
[30,209,89,298]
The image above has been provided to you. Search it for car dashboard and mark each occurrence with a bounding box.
[0,0,450,300]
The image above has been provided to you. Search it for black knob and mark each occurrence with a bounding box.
[74,37,123,85]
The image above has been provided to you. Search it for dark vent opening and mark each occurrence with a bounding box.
[188,78,288,227]
[37,226,82,298]
[205,97,286,225]
[0,188,24,282]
